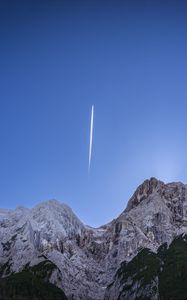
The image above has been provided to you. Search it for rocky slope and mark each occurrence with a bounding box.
[0,177,187,299]
[0,260,68,300]
[104,234,187,300]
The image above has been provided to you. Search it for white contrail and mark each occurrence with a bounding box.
[88,105,94,173]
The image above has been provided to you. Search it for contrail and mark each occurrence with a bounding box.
[88,105,94,173]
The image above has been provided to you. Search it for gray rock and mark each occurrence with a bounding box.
[1,178,187,299]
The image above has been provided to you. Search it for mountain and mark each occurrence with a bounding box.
[0,178,187,299]
[104,234,187,300]
[0,260,68,300]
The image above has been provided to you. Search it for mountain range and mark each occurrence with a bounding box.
[1,177,187,300]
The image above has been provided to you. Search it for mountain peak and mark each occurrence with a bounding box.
[1,178,187,300]
[125,177,164,212]
[33,199,73,213]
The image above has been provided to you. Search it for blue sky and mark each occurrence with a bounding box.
[1,0,187,226]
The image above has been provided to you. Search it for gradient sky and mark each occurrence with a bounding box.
[1,0,187,227]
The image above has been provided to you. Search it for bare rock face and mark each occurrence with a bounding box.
[125,177,164,211]
[1,178,187,299]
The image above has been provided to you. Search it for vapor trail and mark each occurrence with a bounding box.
[88,105,94,173]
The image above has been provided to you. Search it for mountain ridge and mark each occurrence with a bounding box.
[1,177,187,299]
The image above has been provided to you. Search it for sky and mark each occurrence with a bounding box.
[1,0,187,227]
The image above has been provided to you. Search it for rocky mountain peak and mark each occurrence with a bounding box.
[125,177,164,212]
[33,199,70,211]
[1,178,187,300]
